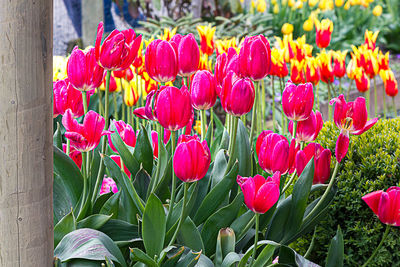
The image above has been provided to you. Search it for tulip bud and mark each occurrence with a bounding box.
[155,85,193,131]
[221,71,255,116]
[171,34,200,77]
[238,35,271,81]
[215,228,236,265]
[145,39,178,83]
[305,57,321,85]
[270,48,288,78]
[173,135,211,182]
[124,85,139,107]
[67,46,105,91]
[95,22,142,71]
[282,80,314,121]
[354,67,370,93]
[191,70,217,110]
[333,51,347,78]
[318,51,334,84]
[380,69,398,97]
[237,174,280,214]
[290,59,305,84]
[288,110,323,142]
[100,177,118,195]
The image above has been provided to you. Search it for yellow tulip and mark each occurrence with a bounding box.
[372,5,382,16]
[308,0,319,7]
[281,23,294,35]
[303,19,314,31]
[344,1,350,9]
[335,0,344,6]
[273,4,280,13]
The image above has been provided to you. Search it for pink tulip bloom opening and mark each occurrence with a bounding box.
[67,46,105,91]
[282,80,314,122]
[171,33,200,77]
[95,22,142,71]
[100,177,119,195]
[53,79,87,118]
[237,174,280,214]
[191,70,217,110]
[295,143,331,184]
[330,94,378,162]
[62,109,109,152]
[288,110,323,142]
[363,187,400,226]
[108,120,136,153]
[145,39,178,83]
[173,135,211,183]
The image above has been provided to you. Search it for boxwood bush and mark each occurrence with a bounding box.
[293,118,400,266]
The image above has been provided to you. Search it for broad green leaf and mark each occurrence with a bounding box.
[326,226,344,267]
[221,252,241,267]
[134,125,153,174]
[234,120,251,177]
[99,219,139,244]
[54,210,76,247]
[77,214,112,230]
[278,245,319,267]
[162,247,185,267]
[201,193,243,256]
[211,150,228,187]
[130,248,158,267]
[142,194,166,258]
[93,192,113,214]
[147,135,169,199]
[53,122,62,149]
[100,191,120,219]
[134,168,151,201]
[54,228,127,267]
[177,217,204,252]
[253,243,277,266]
[238,240,280,267]
[110,128,140,176]
[230,210,254,241]
[176,250,202,267]
[193,163,239,225]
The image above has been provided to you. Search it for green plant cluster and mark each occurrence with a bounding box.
[293,119,400,266]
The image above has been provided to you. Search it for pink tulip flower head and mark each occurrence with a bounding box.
[288,110,323,142]
[62,143,82,169]
[100,177,119,195]
[145,39,178,83]
[190,70,217,110]
[53,79,86,118]
[173,135,211,183]
[282,80,314,122]
[171,33,200,77]
[330,94,378,162]
[62,109,109,152]
[108,120,136,153]
[363,187,400,226]
[214,47,239,92]
[237,174,280,214]
[95,22,142,71]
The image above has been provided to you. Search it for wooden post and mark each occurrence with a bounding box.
[0,1,53,266]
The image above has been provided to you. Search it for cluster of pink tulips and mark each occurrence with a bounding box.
[53,20,399,265]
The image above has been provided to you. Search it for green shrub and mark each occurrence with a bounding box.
[293,118,400,266]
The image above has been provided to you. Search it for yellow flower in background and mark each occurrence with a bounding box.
[271,0,277,3]
[282,0,288,5]
[360,0,369,8]
[158,28,177,41]
[256,0,267,12]
[308,0,319,7]
[372,5,382,16]
[124,81,139,107]
[53,56,68,81]
[288,0,296,7]
[319,0,334,10]
[215,37,237,55]
[304,44,313,56]
[303,19,314,31]
[193,120,203,135]
[344,0,350,9]
[282,23,294,35]
[294,1,303,9]
[346,55,357,80]
[198,53,213,71]
[335,0,344,6]
[273,4,280,13]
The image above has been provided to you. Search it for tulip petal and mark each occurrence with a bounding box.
[362,190,383,216]
[253,182,279,214]
[335,132,349,163]
[353,117,379,135]
[237,176,255,212]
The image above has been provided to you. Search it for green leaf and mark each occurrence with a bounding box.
[147,135,169,199]
[278,245,319,267]
[99,219,139,244]
[110,128,140,177]
[53,122,62,149]
[215,228,236,266]
[201,193,243,256]
[162,247,185,267]
[130,248,158,267]
[326,226,344,267]
[77,214,112,230]
[134,125,154,174]
[93,191,114,214]
[54,228,127,267]
[133,168,151,201]
[193,163,239,225]
[142,194,166,258]
[53,145,83,223]
[176,250,202,267]
[253,243,277,266]
[54,210,76,248]
[211,150,228,187]
[100,191,120,219]
[177,217,204,252]
[234,120,251,177]
[221,252,241,267]
[238,240,280,267]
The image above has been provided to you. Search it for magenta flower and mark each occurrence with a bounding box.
[191,70,217,110]
[111,155,131,178]
[62,143,82,169]
[100,177,118,195]
[108,120,136,153]
[282,80,314,121]
[67,46,105,91]
[53,79,86,118]
[363,187,400,226]
[237,174,280,214]
[171,33,200,77]
[288,110,323,142]
[95,22,142,71]
[62,109,109,152]
[214,47,239,92]
[145,39,178,83]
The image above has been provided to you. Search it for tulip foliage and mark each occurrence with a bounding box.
[52,20,390,267]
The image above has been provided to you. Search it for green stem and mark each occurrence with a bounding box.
[373,77,377,118]
[304,227,317,259]
[292,121,298,140]
[210,108,214,147]
[365,90,370,118]
[393,97,397,117]
[91,70,111,205]
[280,78,285,135]
[200,109,207,141]
[226,117,239,171]
[250,213,260,266]
[98,89,104,115]
[347,80,353,100]
[327,83,332,121]
[281,171,296,196]
[82,91,88,114]
[249,81,259,149]
[304,160,340,222]
[361,225,390,267]
[339,78,342,95]
[66,139,71,155]
[261,79,265,131]
[113,92,118,120]
[316,83,320,111]
[120,80,125,122]
[272,76,276,132]
[168,131,178,221]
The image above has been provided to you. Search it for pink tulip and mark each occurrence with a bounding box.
[220,71,255,116]
[363,187,400,226]
[238,35,271,81]
[171,34,200,77]
[53,79,86,118]
[282,80,314,121]
[190,70,217,110]
[62,143,82,169]
[107,120,136,153]
[173,135,211,183]
[257,132,296,175]
[237,174,280,214]
[255,130,273,156]
[214,47,239,92]
[330,94,378,162]
[151,130,172,159]
[155,85,193,131]
[110,155,131,178]
[95,22,142,71]
[288,110,323,142]
[67,46,105,91]
[295,143,331,184]
[145,39,178,83]
[62,109,109,152]
[100,177,118,195]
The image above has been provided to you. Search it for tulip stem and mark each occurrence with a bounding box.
[250,213,260,266]
[347,80,353,100]
[393,97,397,117]
[91,70,112,206]
[304,226,317,259]
[304,160,340,222]
[383,86,387,119]
[82,91,88,114]
[210,108,214,147]
[226,117,239,171]
[292,121,298,140]
[249,81,259,149]
[316,83,320,111]
[200,109,207,141]
[365,91,370,118]
[98,89,104,115]
[113,93,118,120]
[120,80,125,122]
[327,83,332,121]
[281,171,297,196]
[271,76,276,132]
[361,224,390,267]
[339,78,342,95]
[260,80,265,131]
[66,139,71,156]
[373,77,378,118]
[168,131,178,222]
[280,78,286,135]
